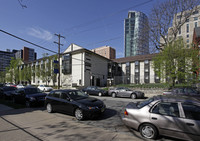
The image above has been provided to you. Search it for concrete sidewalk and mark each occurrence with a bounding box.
[0,108,144,141]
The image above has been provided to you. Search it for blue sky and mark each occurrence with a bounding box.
[0,0,162,59]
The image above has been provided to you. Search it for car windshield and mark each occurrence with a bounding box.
[25,88,41,94]
[137,98,154,108]
[3,87,16,91]
[44,85,49,87]
[68,90,89,100]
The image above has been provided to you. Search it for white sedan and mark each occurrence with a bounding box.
[16,84,24,89]
[38,85,53,92]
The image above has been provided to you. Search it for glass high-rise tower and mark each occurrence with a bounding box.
[124,11,149,57]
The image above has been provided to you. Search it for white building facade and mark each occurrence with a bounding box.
[30,44,110,87]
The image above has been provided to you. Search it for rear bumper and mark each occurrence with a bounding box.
[122,116,140,130]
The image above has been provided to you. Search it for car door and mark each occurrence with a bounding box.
[150,102,185,139]
[15,89,26,103]
[177,103,200,141]
[118,88,127,97]
[59,92,74,114]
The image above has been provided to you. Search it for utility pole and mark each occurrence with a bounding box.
[54,34,65,89]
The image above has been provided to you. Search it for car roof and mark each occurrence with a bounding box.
[51,89,78,92]
[154,95,200,104]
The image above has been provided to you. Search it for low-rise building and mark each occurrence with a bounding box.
[30,44,110,87]
[112,54,160,85]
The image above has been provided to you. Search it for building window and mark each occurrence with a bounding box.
[187,39,189,43]
[62,54,72,74]
[195,22,198,28]
[186,19,189,22]
[186,24,189,33]
[194,17,198,21]
[186,34,189,38]
[179,27,181,34]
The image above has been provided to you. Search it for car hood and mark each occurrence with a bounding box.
[76,97,103,106]
[27,93,47,97]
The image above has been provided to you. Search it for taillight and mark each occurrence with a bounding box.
[124,110,128,115]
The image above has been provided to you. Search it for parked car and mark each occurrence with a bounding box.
[16,84,24,89]
[0,83,4,87]
[45,89,106,120]
[12,87,47,107]
[82,86,107,96]
[108,87,144,99]
[122,95,200,141]
[0,86,17,99]
[163,87,200,98]
[38,85,53,92]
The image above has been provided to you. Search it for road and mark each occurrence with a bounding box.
[0,96,178,141]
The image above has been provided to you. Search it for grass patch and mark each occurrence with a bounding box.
[0,99,25,109]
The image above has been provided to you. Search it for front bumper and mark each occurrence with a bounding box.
[83,105,106,119]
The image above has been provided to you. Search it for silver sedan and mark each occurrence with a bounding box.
[122,95,200,141]
[108,87,144,99]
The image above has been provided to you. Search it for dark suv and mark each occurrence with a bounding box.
[12,87,47,107]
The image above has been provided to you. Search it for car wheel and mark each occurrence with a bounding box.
[75,108,84,121]
[98,92,102,97]
[131,93,137,99]
[139,124,158,139]
[46,103,53,113]
[112,93,116,98]
[43,88,45,92]
[12,97,16,103]
[26,101,31,108]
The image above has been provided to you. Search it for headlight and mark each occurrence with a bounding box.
[30,97,36,101]
[87,106,97,110]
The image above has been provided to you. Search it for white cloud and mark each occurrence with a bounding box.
[27,27,53,41]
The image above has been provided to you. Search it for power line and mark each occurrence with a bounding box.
[0,29,57,54]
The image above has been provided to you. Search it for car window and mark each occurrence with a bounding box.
[25,88,41,94]
[68,90,88,100]
[182,104,200,120]
[137,98,154,108]
[152,102,179,117]
[60,92,69,99]
[53,92,61,98]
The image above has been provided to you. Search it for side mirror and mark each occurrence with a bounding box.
[66,97,70,101]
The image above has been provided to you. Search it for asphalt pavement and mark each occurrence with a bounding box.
[0,104,145,141]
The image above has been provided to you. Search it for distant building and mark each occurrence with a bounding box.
[15,47,37,62]
[91,46,116,59]
[193,27,200,80]
[0,50,15,72]
[112,54,159,84]
[162,6,200,48]
[124,11,149,57]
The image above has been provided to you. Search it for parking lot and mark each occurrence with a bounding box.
[0,95,179,141]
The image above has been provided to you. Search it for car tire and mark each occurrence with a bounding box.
[12,97,16,103]
[112,93,116,98]
[26,101,31,108]
[46,103,53,113]
[98,92,102,97]
[75,108,84,121]
[131,93,137,99]
[43,88,45,92]
[139,123,158,139]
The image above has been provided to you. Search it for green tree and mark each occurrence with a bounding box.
[153,39,199,87]
[6,57,22,84]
